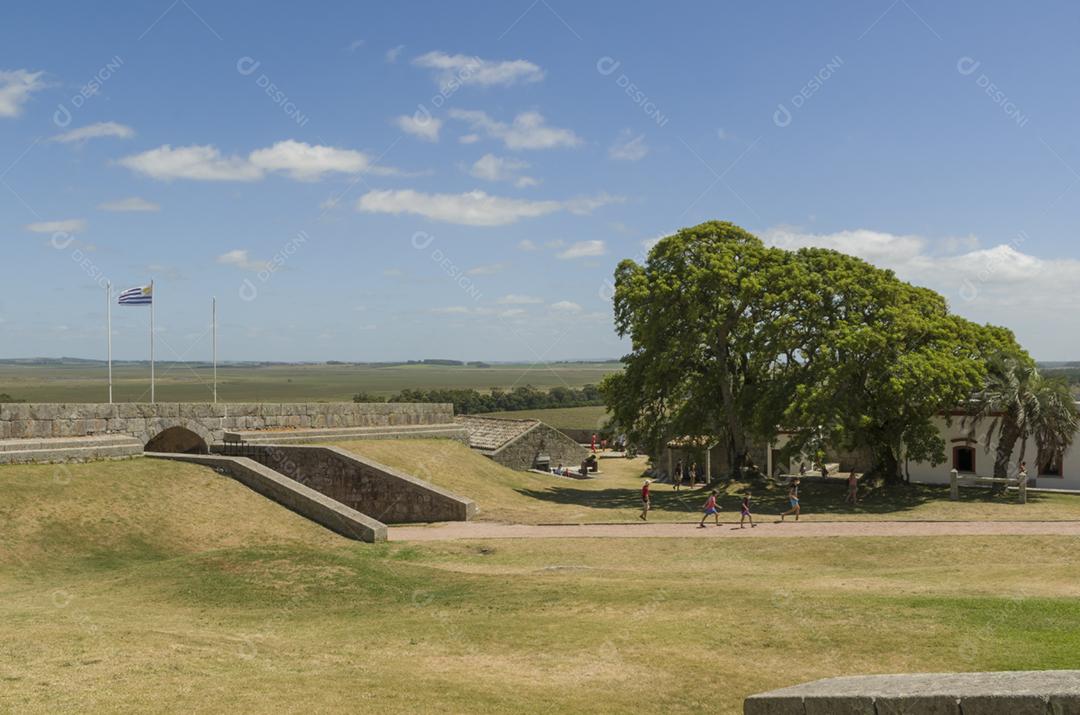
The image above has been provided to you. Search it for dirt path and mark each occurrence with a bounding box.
[389,519,1080,541]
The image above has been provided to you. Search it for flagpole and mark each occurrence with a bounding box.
[150,279,155,404]
[107,281,113,404]
[212,296,217,403]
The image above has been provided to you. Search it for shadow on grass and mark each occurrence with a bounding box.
[515,486,712,517]
[516,478,1045,519]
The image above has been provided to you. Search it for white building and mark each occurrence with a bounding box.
[769,407,1080,490]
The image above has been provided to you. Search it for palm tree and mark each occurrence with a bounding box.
[967,355,1078,480]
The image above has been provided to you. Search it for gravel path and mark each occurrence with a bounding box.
[389,519,1080,541]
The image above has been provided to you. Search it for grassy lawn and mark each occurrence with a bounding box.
[3,458,1080,713]
[327,439,1080,523]
[476,405,610,431]
[0,361,620,403]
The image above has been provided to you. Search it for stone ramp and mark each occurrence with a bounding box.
[744,670,1080,714]
[454,415,539,452]
[147,452,387,543]
[0,434,142,465]
[224,423,468,445]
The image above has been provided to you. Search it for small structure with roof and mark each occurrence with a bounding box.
[455,415,589,472]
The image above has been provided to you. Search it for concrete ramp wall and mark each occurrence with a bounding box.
[148,452,387,543]
[744,671,1080,714]
[219,444,476,524]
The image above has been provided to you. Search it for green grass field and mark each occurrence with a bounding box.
[3,457,1080,713]
[0,361,620,403]
[327,439,1080,523]
[477,405,610,431]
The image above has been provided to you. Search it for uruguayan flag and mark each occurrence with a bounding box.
[118,285,152,305]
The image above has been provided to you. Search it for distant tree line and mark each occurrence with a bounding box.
[0,394,25,403]
[353,385,602,414]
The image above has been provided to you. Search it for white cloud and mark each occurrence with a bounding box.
[118,145,262,181]
[356,189,619,226]
[544,239,565,249]
[385,45,405,63]
[347,39,365,52]
[51,121,134,143]
[25,219,86,234]
[497,294,543,305]
[760,225,1080,354]
[608,130,648,161]
[383,268,404,277]
[459,133,480,144]
[762,227,927,268]
[119,141,402,182]
[395,113,442,142]
[466,263,506,276]
[467,153,538,187]
[551,300,582,313]
[248,140,381,180]
[448,109,581,150]
[216,249,269,272]
[500,308,526,318]
[412,51,544,88]
[518,239,538,251]
[557,240,607,259]
[432,305,471,314]
[98,197,159,212]
[0,69,45,118]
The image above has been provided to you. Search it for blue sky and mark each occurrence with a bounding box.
[3,1,1080,361]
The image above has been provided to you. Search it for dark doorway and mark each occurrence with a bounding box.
[953,446,975,473]
[145,427,208,454]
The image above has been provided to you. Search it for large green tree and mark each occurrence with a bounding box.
[604,221,797,471]
[606,221,1013,482]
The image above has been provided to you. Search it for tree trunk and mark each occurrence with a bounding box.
[994,418,1021,479]
[873,445,902,484]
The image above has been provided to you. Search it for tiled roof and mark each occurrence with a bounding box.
[454,415,539,452]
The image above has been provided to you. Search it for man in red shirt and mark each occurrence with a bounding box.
[640,479,652,521]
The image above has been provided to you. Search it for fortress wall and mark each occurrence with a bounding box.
[0,402,455,444]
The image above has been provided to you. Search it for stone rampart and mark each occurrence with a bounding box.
[0,402,455,446]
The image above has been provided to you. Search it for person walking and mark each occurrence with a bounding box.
[689,461,698,489]
[845,471,859,504]
[698,490,720,528]
[739,493,756,528]
[780,479,801,521]
[640,479,652,521]
[673,459,684,491]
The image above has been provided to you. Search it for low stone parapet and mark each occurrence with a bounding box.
[148,452,387,543]
[744,671,1080,714]
[219,444,476,524]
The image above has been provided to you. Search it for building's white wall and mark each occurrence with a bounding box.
[906,416,1080,490]
[772,415,1080,490]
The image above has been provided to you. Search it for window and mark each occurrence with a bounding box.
[953,446,975,473]
[1040,454,1063,478]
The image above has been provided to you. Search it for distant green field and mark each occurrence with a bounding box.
[0,361,621,403]
[479,405,610,431]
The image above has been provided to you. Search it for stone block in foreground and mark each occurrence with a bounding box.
[744,671,1080,715]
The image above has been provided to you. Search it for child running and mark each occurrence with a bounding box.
[740,492,755,528]
[780,479,801,521]
[640,479,652,521]
[698,490,720,527]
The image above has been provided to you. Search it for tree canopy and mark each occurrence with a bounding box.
[602,220,1030,481]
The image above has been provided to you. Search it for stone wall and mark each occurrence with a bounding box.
[150,452,387,542]
[487,422,589,471]
[744,670,1080,714]
[0,402,455,446]
[233,444,475,524]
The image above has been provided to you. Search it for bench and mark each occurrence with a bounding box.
[950,468,1028,503]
